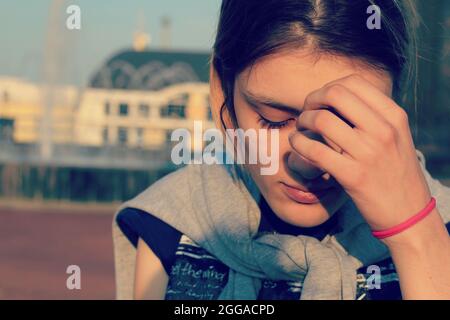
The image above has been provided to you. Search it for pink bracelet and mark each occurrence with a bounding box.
[371,197,436,239]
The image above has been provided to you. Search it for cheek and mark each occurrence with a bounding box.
[235,109,292,174]
[246,131,291,191]
[245,163,273,197]
[233,97,293,180]
[278,130,292,155]
[275,134,292,185]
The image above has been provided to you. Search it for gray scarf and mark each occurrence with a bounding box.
[112,150,450,300]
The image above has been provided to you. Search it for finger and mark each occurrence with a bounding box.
[324,74,410,132]
[303,84,392,136]
[288,151,325,180]
[324,74,397,114]
[288,130,354,183]
[297,109,369,160]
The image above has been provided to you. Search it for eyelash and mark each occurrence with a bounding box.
[257,116,295,129]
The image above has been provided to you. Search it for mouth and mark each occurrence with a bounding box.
[280,182,335,204]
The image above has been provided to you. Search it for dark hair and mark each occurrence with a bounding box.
[212,0,418,131]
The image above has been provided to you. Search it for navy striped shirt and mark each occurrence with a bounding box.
[117,196,445,300]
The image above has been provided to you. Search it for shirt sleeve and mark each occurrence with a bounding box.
[115,207,182,275]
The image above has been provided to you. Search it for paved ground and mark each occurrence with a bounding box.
[0,204,117,300]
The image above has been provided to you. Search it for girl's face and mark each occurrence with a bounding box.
[228,49,393,227]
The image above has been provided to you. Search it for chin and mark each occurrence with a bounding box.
[274,201,332,227]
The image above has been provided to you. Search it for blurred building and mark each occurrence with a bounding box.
[0,77,78,144]
[0,49,214,151]
[74,46,214,150]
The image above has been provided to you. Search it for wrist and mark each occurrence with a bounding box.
[382,208,449,254]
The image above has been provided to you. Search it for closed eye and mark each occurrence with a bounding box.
[258,115,295,129]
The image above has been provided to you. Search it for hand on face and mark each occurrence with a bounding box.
[288,74,432,232]
[287,130,327,180]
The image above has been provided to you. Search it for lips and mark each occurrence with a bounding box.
[280,182,334,204]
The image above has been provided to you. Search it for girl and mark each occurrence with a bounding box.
[113,0,450,300]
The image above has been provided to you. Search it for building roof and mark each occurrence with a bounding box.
[89,48,211,91]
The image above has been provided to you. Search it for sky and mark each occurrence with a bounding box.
[0,0,221,86]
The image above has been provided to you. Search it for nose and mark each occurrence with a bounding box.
[287,129,327,180]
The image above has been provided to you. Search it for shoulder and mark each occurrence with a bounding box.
[116,207,182,275]
[118,164,229,211]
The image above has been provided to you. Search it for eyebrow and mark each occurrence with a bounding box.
[241,90,301,115]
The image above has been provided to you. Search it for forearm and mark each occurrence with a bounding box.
[383,208,450,299]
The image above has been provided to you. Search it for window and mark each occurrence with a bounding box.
[102,127,109,144]
[160,93,188,119]
[119,103,128,116]
[118,127,128,145]
[104,101,111,115]
[160,104,186,119]
[0,118,14,143]
[138,104,150,118]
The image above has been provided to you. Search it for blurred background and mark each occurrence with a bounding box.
[0,0,448,299]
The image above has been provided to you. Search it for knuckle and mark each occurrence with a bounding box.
[325,74,362,89]
[377,125,396,144]
[303,93,315,109]
[346,74,364,84]
[393,107,409,126]
[324,84,347,101]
